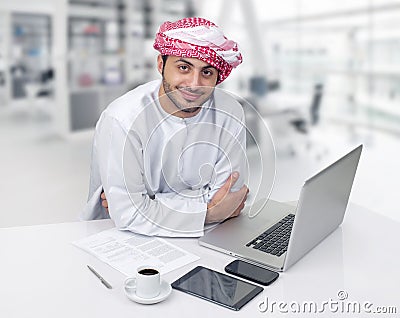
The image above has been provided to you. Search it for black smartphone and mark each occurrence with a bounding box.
[225,260,279,286]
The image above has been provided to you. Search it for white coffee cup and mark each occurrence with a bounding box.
[125,265,161,299]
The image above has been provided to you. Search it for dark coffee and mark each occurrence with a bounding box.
[138,268,159,276]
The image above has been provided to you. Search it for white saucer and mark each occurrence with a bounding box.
[124,280,172,305]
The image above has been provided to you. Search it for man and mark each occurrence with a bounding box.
[81,17,249,237]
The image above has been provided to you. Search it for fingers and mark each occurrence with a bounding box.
[221,171,239,192]
[234,186,249,213]
[220,184,249,211]
[206,184,249,223]
[237,185,249,202]
[229,201,245,219]
[206,177,249,223]
[209,172,241,207]
[100,192,106,200]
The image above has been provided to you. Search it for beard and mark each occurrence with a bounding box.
[162,78,213,113]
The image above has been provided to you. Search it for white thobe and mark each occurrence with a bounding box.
[81,80,247,237]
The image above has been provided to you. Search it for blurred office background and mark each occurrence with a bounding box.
[0,0,399,227]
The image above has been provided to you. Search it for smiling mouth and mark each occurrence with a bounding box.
[179,89,203,101]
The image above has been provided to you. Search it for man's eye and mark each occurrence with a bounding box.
[179,65,189,71]
[203,70,213,76]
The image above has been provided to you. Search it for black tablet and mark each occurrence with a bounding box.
[171,266,263,311]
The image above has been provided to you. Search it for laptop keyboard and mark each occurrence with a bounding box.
[246,214,295,257]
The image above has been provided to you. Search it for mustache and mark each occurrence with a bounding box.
[177,87,204,94]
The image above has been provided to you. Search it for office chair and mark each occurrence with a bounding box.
[290,83,323,135]
[262,83,327,158]
[289,83,328,159]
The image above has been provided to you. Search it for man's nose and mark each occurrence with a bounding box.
[188,71,202,88]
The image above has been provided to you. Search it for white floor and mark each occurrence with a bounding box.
[1,109,399,228]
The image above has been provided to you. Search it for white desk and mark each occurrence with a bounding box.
[1,203,399,317]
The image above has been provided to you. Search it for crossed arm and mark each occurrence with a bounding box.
[101,171,249,224]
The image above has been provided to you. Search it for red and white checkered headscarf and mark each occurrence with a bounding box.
[153,17,242,84]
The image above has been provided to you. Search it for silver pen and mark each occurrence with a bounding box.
[87,265,112,289]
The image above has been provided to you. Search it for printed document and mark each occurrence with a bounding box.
[73,228,199,276]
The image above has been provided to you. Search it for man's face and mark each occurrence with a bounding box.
[158,55,219,115]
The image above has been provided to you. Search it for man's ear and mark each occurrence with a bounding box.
[157,54,164,75]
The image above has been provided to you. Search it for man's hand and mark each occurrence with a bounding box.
[100,191,109,213]
[205,172,249,224]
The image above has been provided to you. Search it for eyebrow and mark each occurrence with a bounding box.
[175,58,217,71]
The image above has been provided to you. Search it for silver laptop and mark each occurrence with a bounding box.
[199,145,362,271]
